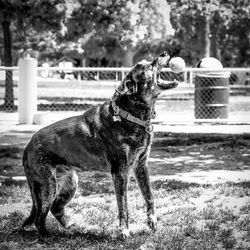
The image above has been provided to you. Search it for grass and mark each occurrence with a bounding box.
[0,178,250,250]
[0,137,249,249]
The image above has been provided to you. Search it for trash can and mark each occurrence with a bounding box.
[195,57,230,119]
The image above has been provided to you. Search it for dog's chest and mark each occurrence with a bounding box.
[118,131,152,164]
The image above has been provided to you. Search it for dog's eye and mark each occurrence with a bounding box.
[153,92,160,98]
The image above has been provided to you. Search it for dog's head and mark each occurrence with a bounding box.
[115,51,179,106]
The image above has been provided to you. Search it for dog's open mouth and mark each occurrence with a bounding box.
[157,79,179,90]
[152,51,180,90]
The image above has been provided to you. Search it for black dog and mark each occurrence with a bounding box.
[22,51,179,237]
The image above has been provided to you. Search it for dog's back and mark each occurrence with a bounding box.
[24,100,149,172]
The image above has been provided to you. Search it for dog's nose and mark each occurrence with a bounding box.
[151,51,171,68]
[159,51,169,58]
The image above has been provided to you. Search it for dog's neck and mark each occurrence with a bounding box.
[111,92,156,125]
[119,95,155,121]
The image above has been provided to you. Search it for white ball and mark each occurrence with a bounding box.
[169,57,186,73]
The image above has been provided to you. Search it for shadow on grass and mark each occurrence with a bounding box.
[151,179,211,191]
[0,147,24,178]
[149,138,250,176]
[0,211,148,250]
[1,178,27,187]
[0,147,22,158]
[1,137,250,184]
[227,181,250,189]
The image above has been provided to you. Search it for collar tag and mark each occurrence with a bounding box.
[113,115,121,122]
[145,124,154,133]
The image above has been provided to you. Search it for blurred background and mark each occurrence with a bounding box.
[0,0,249,123]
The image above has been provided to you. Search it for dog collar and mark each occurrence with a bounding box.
[111,100,153,133]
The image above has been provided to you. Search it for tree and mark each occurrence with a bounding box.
[0,0,66,110]
[170,0,225,64]
[169,0,250,66]
[66,0,171,67]
[225,0,250,66]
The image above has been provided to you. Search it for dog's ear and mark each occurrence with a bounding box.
[116,76,137,95]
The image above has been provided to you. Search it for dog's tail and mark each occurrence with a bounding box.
[22,204,37,228]
[21,146,37,228]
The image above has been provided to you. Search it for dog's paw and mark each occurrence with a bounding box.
[38,230,52,239]
[147,214,157,232]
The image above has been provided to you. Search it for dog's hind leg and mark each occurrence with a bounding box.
[111,167,130,237]
[32,165,57,236]
[134,151,157,231]
[51,170,78,228]
[22,183,37,228]
[22,149,38,229]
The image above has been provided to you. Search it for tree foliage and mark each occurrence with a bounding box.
[169,0,250,66]
[0,0,66,109]
[225,0,250,66]
[0,0,66,59]
[66,0,169,66]
[1,0,249,69]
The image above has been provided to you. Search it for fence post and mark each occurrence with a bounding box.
[189,70,193,85]
[96,71,100,82]
[184,70,187,86]
[18,56,37,124]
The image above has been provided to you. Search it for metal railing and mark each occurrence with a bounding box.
[0,66,249,124]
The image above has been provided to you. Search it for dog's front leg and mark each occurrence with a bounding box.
[111,169,130,237]
[134,152,157,231]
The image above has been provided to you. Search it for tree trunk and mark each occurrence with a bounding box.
[210,12,221,61]
[238,34,249,66]
[122,49,136,67]
[2,19,14,110]
[210,33,221,60]
[198,16,210,59]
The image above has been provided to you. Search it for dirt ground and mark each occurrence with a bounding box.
[0,133,250,185]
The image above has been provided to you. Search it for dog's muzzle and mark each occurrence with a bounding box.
[151,51,179,90]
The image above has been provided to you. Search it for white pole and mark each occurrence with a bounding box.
[18,56,37,124]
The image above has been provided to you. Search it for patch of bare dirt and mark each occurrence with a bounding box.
[0,135,249,184]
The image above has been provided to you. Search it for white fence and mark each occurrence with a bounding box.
[0,61,250,124]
